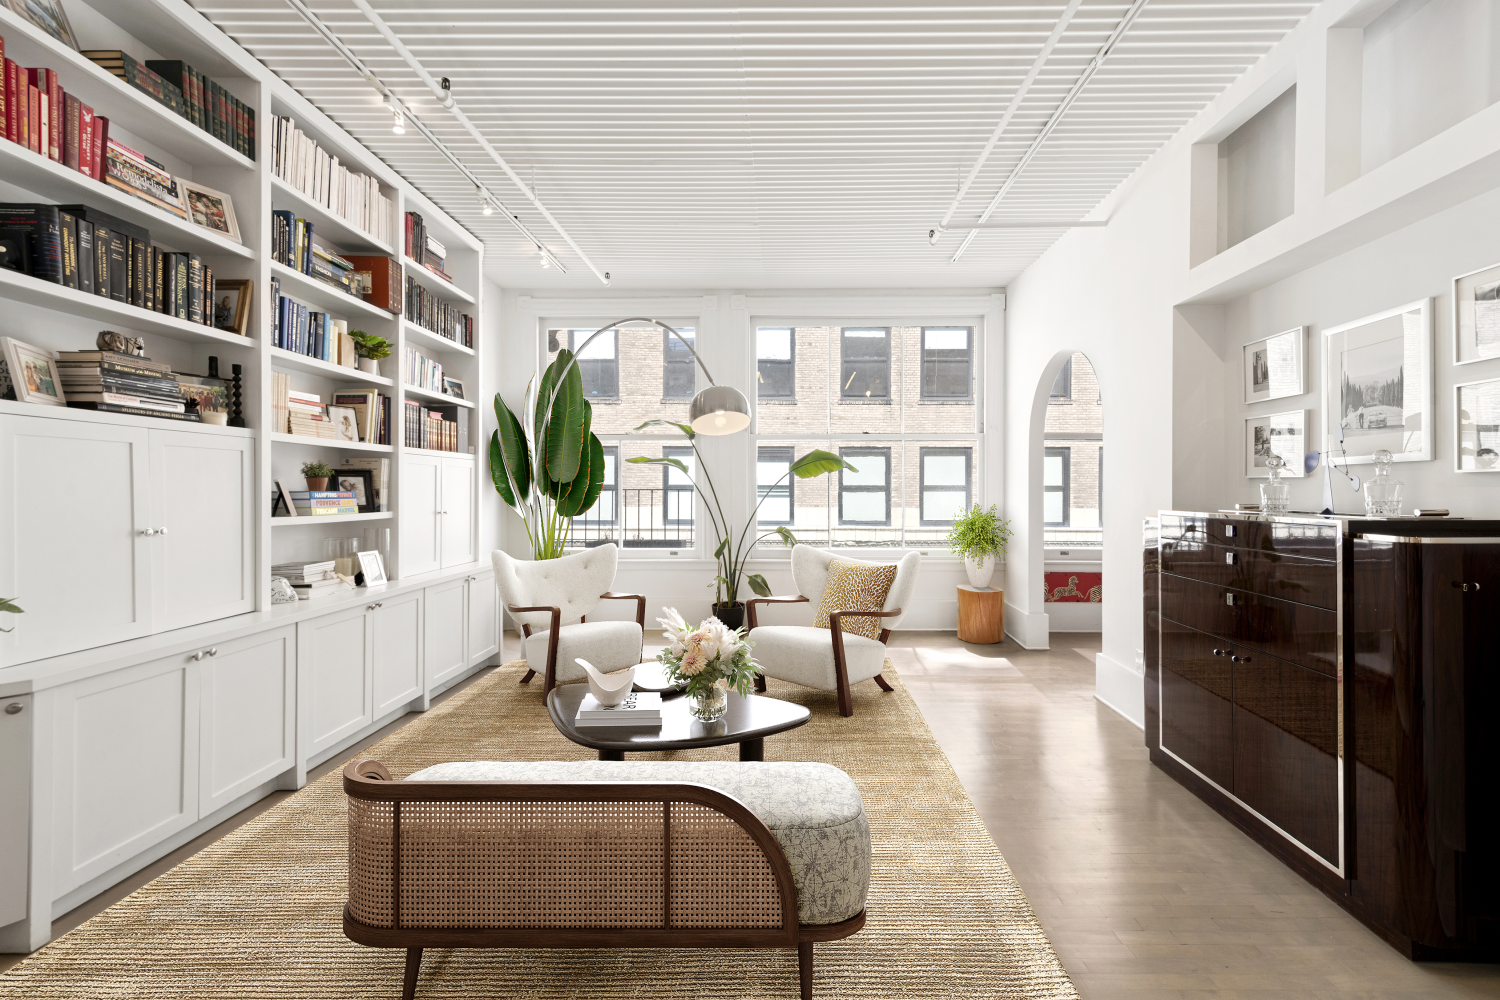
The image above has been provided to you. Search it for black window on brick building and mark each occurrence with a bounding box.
[663,327,696,400]
[840,328,890,399]
[920,327,972,400]
[757,447,794,525]
[838,446,892,524]
[566,329,619,400]
[757,327,795,399]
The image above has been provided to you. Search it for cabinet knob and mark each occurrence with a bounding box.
[1453,581,1482,592]
[140,528,157,536]
[1230,654,1251,663]
[192,651,205,661]
[1212,648,1225,657]
[4,703,22,715]
[158,527,168,535]
[208,648,218,657]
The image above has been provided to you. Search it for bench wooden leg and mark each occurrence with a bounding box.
[799,941,813,1000]
[402,947,423,1000]
[873,673,894,692]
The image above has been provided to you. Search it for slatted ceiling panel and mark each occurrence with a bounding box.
[189,0,1314,290]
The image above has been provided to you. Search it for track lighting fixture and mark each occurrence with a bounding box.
[391,106,405,135]
[478,189,494,215]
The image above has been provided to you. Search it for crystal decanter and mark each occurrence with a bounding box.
[1363,449,1403,516]
[1260,453,1291,515]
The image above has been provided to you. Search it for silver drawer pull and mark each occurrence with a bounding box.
[1212,648,1226,657]
[1454,581,1482,592]
[4,703,22,715]
[1231,654,1251,663]
[140,528,157,536]
[367,602,384,611]
[1224,525,1236,538]
[1225,552,1237,565]
[1225,593,1239,606]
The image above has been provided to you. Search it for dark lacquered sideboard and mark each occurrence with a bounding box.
[1146,510,1500,959]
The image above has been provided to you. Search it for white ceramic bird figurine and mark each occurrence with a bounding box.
[578,659,636,706]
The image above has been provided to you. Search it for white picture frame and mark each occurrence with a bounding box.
[1244,409,1307,478]
[1455,377,1500,472]
[1242,327,1305,403]
[357,550,386,587]
[327,404,360,443]
[1323,298,1431,466]
[178,180,241,244]
[1,336,67,406]
[1453,261,1500,366]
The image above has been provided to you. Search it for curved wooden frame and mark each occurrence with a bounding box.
[343,760,865,999]
[745,595,899,716]
[511,591,646,694]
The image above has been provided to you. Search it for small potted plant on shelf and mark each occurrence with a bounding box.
[947,503,1011,590]
[654,607,762,722]
[301,460,335,492]
[348,331,391,375]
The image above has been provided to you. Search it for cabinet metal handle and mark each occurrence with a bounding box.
[208,648,218,657]
[158,527,168,535]
[1231,654,1251,663]
[1224,525,1237,538]
[4,703,22,715]
[1453,581,1482,592]
[140,528,157,536]
[367,602,383,611]
[192,651,205,661]
[1224,593,1239,606]
[1212,648,1226,657]
[1225,552,1237,565]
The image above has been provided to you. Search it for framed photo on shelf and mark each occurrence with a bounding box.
[1455,377,1500,472]
[357,550,387,587]
[1242,327,1305,403]
[0,337,66,406]
[1453,261,1500,366]
[1323,298,1431,465]
[178,181,241,244]
[212,278,253,335]
[5,0,79,49]
[327,405,360,443]
[442,376,465,400]
[333,468,375,512]
[1244,409,1307,478]
[272,480,297,517]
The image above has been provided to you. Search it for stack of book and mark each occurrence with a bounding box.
[287,490,357,517]
[271,278,347,361]
[57,350,193,420]
[286,389,336,438]
[404,402,459,452]
[81,51,254,160]
[402,346,444,394]
[574,691,663,729]
[403,211,452,282]
[105,138,187,219]
[270,211,313,273]
[1,49,104,178]
[270,116,392,245]
[310,244,357,294]
[405,275,474,345]
[271,561,346,598]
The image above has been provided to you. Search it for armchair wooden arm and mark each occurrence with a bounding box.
[828,608,903,717]
[507,604,562,692]
[599,592,647,629]
[746,594,809,630]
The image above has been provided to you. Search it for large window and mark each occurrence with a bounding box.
[920,327,972,400]
[919,447,971,524]
[839,447,891,525]
[757,327,795,400]
[757,447,794,525]
[571,445,618,544]
[663,327,695,400]
[564,329,619,400]
[840,328,890,399]
[1044,447,1070,526]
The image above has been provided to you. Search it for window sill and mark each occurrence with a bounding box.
[836,398,892,405]
[916,398,975,405]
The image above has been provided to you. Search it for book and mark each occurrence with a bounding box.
[0,204,62,283]
[80,51,185,115]
[63,91,80,171]
[344,255,402,314]
[288,490,356,499]
[287,505,356,517]
[91,115,106,182]
[574,691,663,728]
[65,390,186,412]
[77,101,94,178]
[54,350,171,372]
[57,210,77,289]
[76,218,94,294]
[66,401,200,421]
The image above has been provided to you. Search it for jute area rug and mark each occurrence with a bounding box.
[0,661,1078,999]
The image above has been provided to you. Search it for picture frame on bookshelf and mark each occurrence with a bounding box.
[272,480,298,517]
[178,180,241,244]
[334,469,375,513]
[213,278,253,335]
[5,0,80,49]
[357,549,387,587]
[176,374,229,420]
[327,404,360,443]
[443,376,465,400]
[1,336,67,406]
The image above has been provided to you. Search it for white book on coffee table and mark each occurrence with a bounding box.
[575,691,662,726]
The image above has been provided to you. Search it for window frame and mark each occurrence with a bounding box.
[919,326,973,401]
[1043,446,1071,527]
[756,446,795,526]
[574,444,619,529]
[838,446,893,526]
[918,446,972,525]
[1050,358,1072,401]
[566,328,621,401]
[662,326,696,401]
[756,327,796,401]
[662,445,696,527]
[839,327,892,401]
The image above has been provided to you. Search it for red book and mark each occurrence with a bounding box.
[0,37,5,139]
[63,91,80,170]
[77,102,95,177]
[26,84,39,154]
[91,116,107,182]
[3,60,17,144]
[27,69,56,160]
[48,75,60,162]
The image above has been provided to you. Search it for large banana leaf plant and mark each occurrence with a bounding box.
[489,349,607,559]
[628,420,856,608]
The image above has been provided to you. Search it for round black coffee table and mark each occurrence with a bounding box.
[546,683,811,761]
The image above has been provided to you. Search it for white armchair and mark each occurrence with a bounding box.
[746,546,920,717]
[492,544,645,694]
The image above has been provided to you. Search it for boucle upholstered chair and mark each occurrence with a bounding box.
[342,758,871,1000]
[492,544,645,694]
[747,546,920,716]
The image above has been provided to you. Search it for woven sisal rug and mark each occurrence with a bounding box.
[0,661,1078,999]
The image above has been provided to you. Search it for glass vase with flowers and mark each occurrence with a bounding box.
[655,607,762,721]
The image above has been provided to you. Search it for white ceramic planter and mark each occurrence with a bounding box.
[964,554,995,589]
[358,357,381,375]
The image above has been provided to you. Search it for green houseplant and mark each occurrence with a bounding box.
[348,331,390,375]
[628,419,854,629]
[947,504,1011,590]
[301,460,335,491]
[489,349,607,559]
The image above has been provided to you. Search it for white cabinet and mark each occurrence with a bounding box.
[0,694,30,929]
[439,459,475,567]
[371,591,423,715]
[298,604,371,758]
[401,454,475,576]
[425,577,468,689]
[467,570,499,665]
[198,627,295,815]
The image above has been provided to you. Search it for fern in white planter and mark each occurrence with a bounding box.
[946,505,1011,589]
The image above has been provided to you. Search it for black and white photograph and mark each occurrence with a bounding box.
[1456,377,1500,472]
[356,549,386,587]
[1244,409,1306,478]
[1453,262,1500,364]
[1242,327,1304,403]
[1324,299,1430,464]
[333,469,375,512]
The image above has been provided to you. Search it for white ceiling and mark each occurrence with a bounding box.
[190,0,1317,291]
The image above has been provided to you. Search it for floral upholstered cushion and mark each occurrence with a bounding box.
[813,557,897,639]
[406,760,871,925]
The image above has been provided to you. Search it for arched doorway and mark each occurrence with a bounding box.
[1041,352,1102,631]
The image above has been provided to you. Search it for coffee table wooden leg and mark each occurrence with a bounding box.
[598,749,625,761]
[739,738,764,762]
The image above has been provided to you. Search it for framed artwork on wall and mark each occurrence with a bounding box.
[1242,326,1305,403]
[1244,409,1307,477]
[1455,377,1500,472]
[1323,298,1431,465]
[1453,262,1500,365]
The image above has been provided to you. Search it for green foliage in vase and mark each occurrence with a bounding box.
[348,331,391,360]
[654,607,762,699]
[946,504,1011,560]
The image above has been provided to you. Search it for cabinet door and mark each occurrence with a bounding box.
[402,455,442,576]
[425,578,468,690]
[439,458,475,568]
[50,655,200,895]
[372,590,422,716]
[150,430,255,631]
[199,627,295,815]
[0,694,30,928]
[0,416,152,666]
[468,571,499,666]
[1159,618,1234,792]
[297,604,372,756]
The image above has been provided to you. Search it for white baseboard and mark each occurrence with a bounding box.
[1004,605,1050,649]
[1095,650,1144,729]
[1045,601,1102,632]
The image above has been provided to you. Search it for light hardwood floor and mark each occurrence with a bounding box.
[7,633,1500,996]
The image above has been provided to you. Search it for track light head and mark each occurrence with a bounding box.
[478,189,494,215]
[391,106,406,135]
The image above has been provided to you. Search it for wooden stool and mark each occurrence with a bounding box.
[957,586,1004,644]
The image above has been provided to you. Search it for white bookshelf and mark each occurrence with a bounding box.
[403,319,476,357]
[403,256,477,305]
[268,347,394,385]
[270,176,395,257]
[405,383,477,409]
[271,511,394,527]
[268,261,395,320]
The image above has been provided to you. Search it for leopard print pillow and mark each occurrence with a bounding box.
[814,558,898,639]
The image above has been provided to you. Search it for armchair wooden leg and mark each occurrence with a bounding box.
[519,669,536,685]
[836,680,853,717]
[873,673,894,692]
[402,947,423,1000]
[754,674,767,693]
[798,941,813,1000]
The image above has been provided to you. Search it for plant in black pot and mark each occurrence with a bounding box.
[628,420,855,629]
